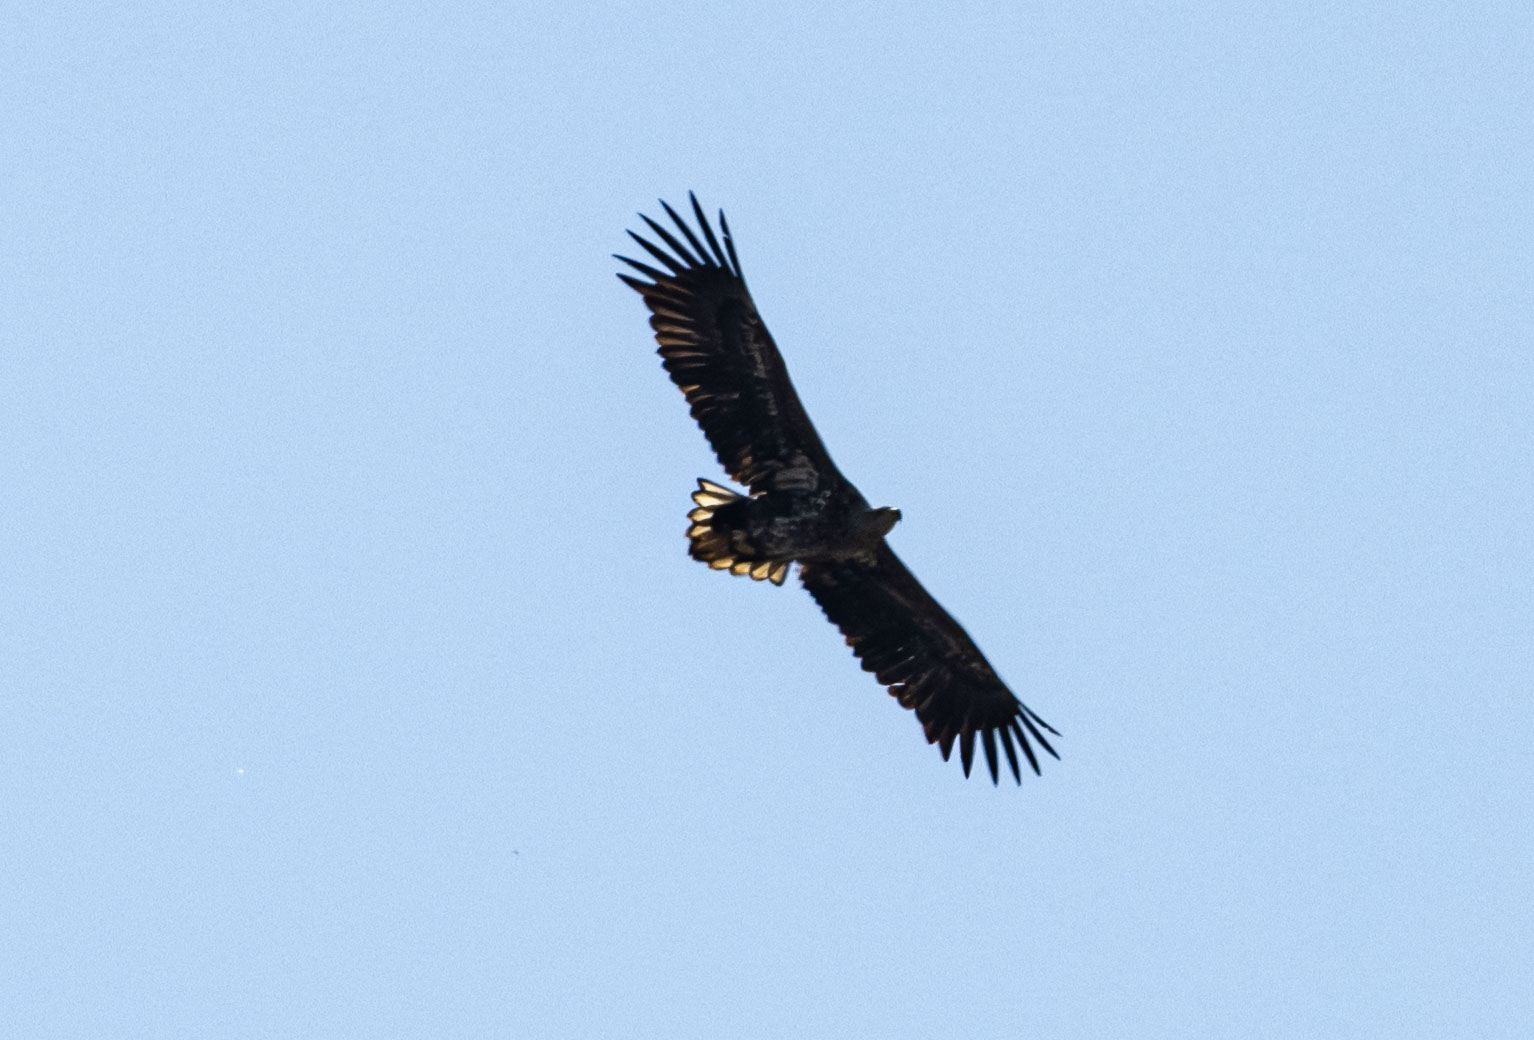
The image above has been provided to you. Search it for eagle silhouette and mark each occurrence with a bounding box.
[617,195,1058,784]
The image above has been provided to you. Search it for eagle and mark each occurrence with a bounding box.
[617,194,1059,784]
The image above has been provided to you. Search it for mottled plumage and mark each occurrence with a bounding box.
[617,194,1058,784]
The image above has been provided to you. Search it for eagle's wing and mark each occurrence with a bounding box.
[799,542,1059,784]
[617,194,843,495]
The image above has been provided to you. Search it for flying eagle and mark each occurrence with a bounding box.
[617,195,1059,784]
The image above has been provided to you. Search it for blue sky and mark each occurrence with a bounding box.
[4,2,1530,1037]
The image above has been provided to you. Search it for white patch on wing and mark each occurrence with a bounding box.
[769,452,819,491]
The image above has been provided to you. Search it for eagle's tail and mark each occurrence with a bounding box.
[686,479,790,586]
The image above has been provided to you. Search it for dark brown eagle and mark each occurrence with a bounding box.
[617,194,1058,784]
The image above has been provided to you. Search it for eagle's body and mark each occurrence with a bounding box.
[618,195,1059,784]
[690,480,899,575]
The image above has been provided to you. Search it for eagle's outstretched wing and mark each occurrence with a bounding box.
[800,543,1059,785]
[616,194,844,495]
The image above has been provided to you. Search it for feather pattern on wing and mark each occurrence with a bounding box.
[799,543,1059,784]
[615,194,843,494]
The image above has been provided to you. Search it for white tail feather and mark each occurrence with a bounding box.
[684,478,789,585]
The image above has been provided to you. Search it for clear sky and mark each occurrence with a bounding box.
[4,2,1530,1037]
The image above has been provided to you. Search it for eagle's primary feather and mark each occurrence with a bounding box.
[617,194,1058,784]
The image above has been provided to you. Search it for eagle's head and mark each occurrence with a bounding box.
[868,506,902,537]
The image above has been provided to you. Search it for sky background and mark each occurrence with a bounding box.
[3,2,1531,1037]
